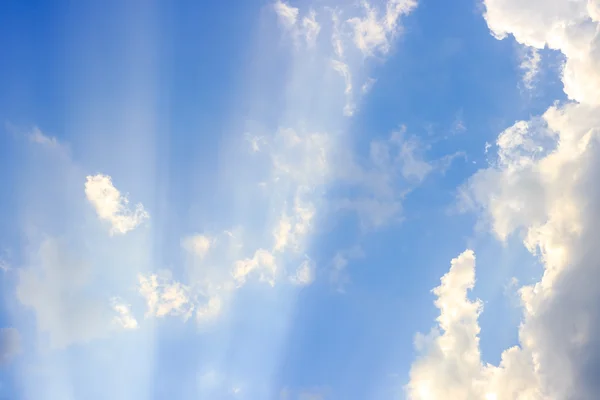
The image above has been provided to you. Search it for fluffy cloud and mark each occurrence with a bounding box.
[483,0,600,105]
[85,174,149,235]
[458,103,600,399]
[406,250,483,399]
[0,327,20,364]
[407,2,600,396]
[406,250,543,400]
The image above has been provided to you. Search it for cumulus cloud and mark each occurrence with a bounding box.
[0,328,20,364]
[406,250,543,400]
[85,174,149,235]
[483,0,600,105]
[457,102,600,399]
[407,2,600,396]
[406,250,484,399]
[406,3,600,395]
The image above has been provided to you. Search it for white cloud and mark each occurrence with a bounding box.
[331,59,356,116]
[232,248,278,287]
[181,234,213,260]
[85,174,149,235]
[406,250,544,400]
[274,0,299,29]
[111,299,139,330]
[331,10,345,58]
[138,273,195,320]
[347,0,417,56]
[0,327,20,364]
[331,60,352,95]
[407,4,600,396]
[483,0,600,105]
[456,102,600,399]
[289,259,315,286]
[406,250,484,399]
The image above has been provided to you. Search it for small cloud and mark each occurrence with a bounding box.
[111,299,138,330]
[85,174,149,235]
[274,0,299,29]
[138,273,195,320]
[28,127,59,147]
[182,234,213,260]
[484,141,492,154]
[289,259,315,286]
[232,248,277,286]
[244,133,265,152]
[361,77,377,94]
[451,110,466,134]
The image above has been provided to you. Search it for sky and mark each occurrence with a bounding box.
[0,0,599,399]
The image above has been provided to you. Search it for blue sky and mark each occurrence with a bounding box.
[1,0,600,399]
